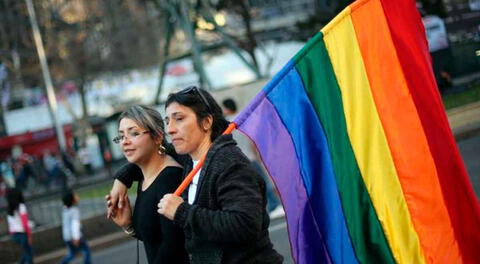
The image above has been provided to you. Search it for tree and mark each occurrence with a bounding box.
[213,0,259,69]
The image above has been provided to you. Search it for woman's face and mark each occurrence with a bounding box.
[165,102,211,157]
[118,118,159,165]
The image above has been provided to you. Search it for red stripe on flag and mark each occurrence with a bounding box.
[379,0,480,262]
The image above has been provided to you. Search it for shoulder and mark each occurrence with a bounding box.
[63,206,79,215]
[161,166,183,176]
[209,146,257,183]
[156,166,184,187]
[211,142,250,168]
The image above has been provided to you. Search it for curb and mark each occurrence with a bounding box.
[453,121,480,141]
[447,101,480,141]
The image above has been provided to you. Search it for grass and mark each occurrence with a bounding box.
[77,181,139,200]
[442,81,480,110]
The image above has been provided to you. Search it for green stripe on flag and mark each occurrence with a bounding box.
[293,32,395,264]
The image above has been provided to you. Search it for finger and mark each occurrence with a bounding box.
[118,194,125,209]
[157,207,164,215]
[106,195,112,207]
[107,207,114,219]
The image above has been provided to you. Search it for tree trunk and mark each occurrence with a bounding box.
[76,77,90,148]
[237,0,258,69]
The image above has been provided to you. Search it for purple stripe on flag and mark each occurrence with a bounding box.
[236,91,331,264]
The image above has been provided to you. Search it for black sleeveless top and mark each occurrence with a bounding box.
[132,166,189,264]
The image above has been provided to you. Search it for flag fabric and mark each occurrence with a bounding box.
[234,0,480,263]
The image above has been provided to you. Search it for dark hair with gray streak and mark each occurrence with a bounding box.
[118,105,167,146]
[166,87,229,142]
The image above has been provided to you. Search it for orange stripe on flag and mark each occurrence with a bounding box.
[350,0,462,262]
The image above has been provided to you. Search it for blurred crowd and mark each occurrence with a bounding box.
[0,149,90,199]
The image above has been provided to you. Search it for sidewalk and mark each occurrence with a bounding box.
[447,101,480,141]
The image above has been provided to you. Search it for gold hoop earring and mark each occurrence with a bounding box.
[158,144,166,155]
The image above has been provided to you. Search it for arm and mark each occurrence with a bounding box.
[111,196,133,231]
[173,163,264,243]
[71,208,81,246]
[115,163,142,187]
[106,163,142,218]
[19,204,31,237]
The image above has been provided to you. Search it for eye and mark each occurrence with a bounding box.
[130,131,141,137]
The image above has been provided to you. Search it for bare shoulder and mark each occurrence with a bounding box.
[164,155,182,169]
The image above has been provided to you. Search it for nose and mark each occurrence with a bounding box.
[167,120,176,135]
[121,136,132,146]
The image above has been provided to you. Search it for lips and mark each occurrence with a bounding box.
[171,138,183,145]
[123,149,135,156]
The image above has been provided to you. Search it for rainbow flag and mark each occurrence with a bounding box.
[234,0,480,263]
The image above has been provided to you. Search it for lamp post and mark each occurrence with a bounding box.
[25,0,66,152]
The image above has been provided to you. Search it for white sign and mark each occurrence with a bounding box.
[422,15,449,52]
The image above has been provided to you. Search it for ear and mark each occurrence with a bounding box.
[153,134,163,145]
[202,115,213,131]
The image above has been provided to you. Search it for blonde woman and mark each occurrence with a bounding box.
[109,105,188,264]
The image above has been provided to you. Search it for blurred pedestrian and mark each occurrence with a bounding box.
[1,157,16,187]
[107,105,188,264]
[61,151,76,176]
[78,147,93,175]
[0,174,6,198]
[7,187,33,264]
[222,98,284,219]
[42,151,59,188]
[109,87,283,263]
[61,190,91,264]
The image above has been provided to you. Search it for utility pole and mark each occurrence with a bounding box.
[25,0,66,151]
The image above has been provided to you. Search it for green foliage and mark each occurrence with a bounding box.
[442,81,480,109]
[77,182,111,200]
[77,181,138,200]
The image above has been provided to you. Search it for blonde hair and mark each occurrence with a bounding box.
[118,105,166,145]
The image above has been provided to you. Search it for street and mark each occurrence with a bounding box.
[72,217,293,264]
[457,135,480,198]
[69,135,479,264]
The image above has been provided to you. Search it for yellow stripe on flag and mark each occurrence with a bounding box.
[321,8,425,264]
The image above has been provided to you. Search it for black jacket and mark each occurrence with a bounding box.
[116,135,283,264]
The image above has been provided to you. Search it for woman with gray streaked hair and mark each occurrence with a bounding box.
[108,105,189,264]
[108,88,283,263]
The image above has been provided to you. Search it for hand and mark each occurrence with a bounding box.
[73,239,80,247]
[111,196,132,228]
[158,194,184,220]
[106,179,128,219]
